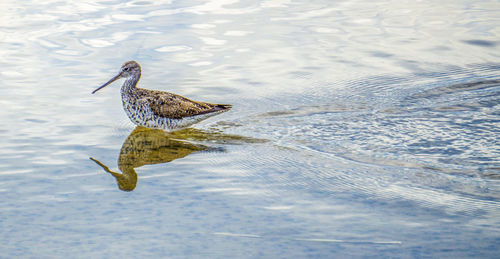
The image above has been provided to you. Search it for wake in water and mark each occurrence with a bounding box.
[221,63,500,215]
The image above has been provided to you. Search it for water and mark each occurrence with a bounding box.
[1,0,499,257]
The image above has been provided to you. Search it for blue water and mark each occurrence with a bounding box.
[1,0,499,257]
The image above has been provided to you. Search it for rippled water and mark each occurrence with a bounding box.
[1,0,500,257]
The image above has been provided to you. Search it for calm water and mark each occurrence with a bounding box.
[1,0,500,257]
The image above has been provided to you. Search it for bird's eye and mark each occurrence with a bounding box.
[124,67,129,71]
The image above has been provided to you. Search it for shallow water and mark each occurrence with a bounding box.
[1,0,500,257]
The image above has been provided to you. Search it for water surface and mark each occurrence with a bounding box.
[1,0,499,257]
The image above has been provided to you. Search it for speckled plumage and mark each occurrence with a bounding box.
[92,61,231,130]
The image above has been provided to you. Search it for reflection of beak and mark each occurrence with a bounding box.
[92,73,121,94]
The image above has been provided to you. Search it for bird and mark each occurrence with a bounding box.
[92,61,231,131]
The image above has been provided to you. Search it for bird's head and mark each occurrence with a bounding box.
[92,61,141,94]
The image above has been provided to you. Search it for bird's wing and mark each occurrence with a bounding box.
[137,89,230,119]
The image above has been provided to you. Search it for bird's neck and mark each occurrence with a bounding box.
[121,73,141,94]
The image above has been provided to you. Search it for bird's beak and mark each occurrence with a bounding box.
[92,73,122,94]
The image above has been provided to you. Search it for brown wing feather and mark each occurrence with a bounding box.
[136,88,231,119]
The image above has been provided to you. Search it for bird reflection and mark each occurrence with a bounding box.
[90,126,263,191]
